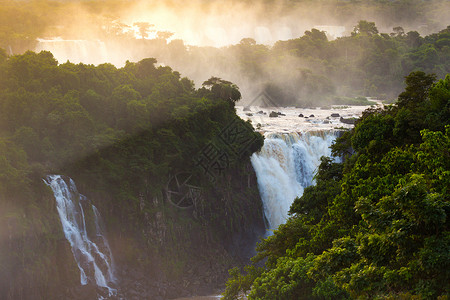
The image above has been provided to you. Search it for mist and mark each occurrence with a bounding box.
[39,0,449,46]
[5,0,448,106]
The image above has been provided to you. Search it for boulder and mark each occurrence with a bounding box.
[269,111,279,118]
[331,113,340,117]
[298,113,304,117]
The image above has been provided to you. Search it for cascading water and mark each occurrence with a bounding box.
[251,131,339,230]
[35,38,110,65]
[45,175,116,296]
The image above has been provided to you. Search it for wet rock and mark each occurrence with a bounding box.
[298,113,304,117]
[246,113,253,116]
[243,106,251,111]
[309,114,315,117]
[269,111,278,117]
[72,284,97,299]
[331,113,340,117]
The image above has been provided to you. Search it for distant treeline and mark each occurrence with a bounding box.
[141,21,449,106]
[1,1,449,106]
[1,0,448,53]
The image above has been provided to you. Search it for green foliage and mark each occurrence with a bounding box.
[223,265,262,300]
[0,138,30,200]
[352,20,379,37]
[0,50,264,296]
[249,255,317,300]
[0,1,449,103]
[202,76,242,105]
[397,71,436,109]
[225,72,450,298]
[143,20,448,105]
[332,96,376,106]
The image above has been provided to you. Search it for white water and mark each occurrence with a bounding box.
[251,131,338,229]
[45,175,116,296]
[35,38,110,65]
[237,103,382,230]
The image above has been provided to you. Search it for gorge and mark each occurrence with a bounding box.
[42,102,373,299]
[0,2,448,297]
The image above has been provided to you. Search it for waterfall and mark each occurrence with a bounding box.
[45,175,116,296]
[35,38,110,65]
[251,131,339,230]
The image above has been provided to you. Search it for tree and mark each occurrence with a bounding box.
[135,57,158,78]
[304,28,328,41]
[202,77,233,87]
[239,38,256,46]
[156,31,174,41]
[397,71,436,108]
[352,20,379,36]
[391,26,405,37]
[109,20,132,38]
[202,77,241,104]
[406,31,422,47]
[133,22,154,39]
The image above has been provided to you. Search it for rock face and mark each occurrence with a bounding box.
[77,162,266,299]
[0,191,84,300]
[3,161,265,299]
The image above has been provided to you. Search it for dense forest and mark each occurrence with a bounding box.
[160,22,450,106]
[1,0,449,107]
[223,71,450,299]
[0,49,265,298]
[0,0,449,299]
[0,49,263,199]
[29,22,450,107]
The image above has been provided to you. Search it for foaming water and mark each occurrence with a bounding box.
[251,131,338,230]
[35,38,110,65]
[45,175,116,296]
